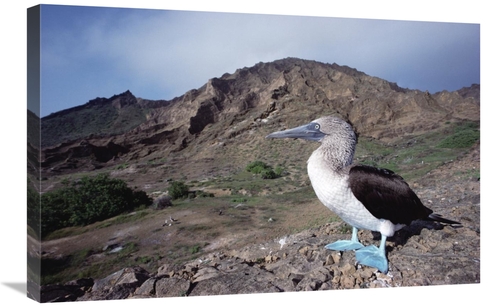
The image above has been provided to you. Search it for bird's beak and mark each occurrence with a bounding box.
[266,123,326,142]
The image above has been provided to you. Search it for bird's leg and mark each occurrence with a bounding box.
[354,235,388,273]
[325,226,364,251]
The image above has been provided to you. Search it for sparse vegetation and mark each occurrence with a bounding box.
[195,191,215,198]
[437,121,480,148]
[189,244,202,254]
[354,121,480,181]
[115,163,129,170]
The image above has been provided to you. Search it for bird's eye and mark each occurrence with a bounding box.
[308,122,321,132]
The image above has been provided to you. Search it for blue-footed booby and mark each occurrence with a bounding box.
[266,116,460,273]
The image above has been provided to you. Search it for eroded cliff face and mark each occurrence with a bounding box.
[39,57,479,181]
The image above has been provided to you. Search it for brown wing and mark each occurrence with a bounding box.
[348,165,432,225]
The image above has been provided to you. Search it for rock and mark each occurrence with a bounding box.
[325,252,341,265]
[189,263,280,296]
[339,263,356,275]
[79,266,150,301]
[157,264,173,277]
[340,275,356,289]
[134,278,156,297]
[155,277,191,297]
[40,278,94,303]
[192,267,220,282]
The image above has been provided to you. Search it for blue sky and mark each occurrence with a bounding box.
[38,4,480,118]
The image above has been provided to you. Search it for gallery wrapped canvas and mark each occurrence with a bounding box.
[26,3,481,304]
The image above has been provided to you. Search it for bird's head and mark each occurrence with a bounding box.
[265,116,356,144]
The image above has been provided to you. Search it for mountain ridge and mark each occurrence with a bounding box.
[38,57,480,185]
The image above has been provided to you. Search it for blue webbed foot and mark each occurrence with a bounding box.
[325,240,363,251]
[354,235,389,273]
[325,226,364,251]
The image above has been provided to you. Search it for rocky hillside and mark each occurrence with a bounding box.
[38,58,479,187]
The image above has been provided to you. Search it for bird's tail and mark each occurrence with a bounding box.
[427,213,461,225]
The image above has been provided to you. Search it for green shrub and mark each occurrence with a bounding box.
[189,244,201,254]
[245,161,270,174]
[41,173,151,238]
[260,168,278,179]
[245,160,283,179]
[168,181,190,199]
[274,165,285,177]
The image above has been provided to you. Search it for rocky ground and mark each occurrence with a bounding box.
[35,143,480,302]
